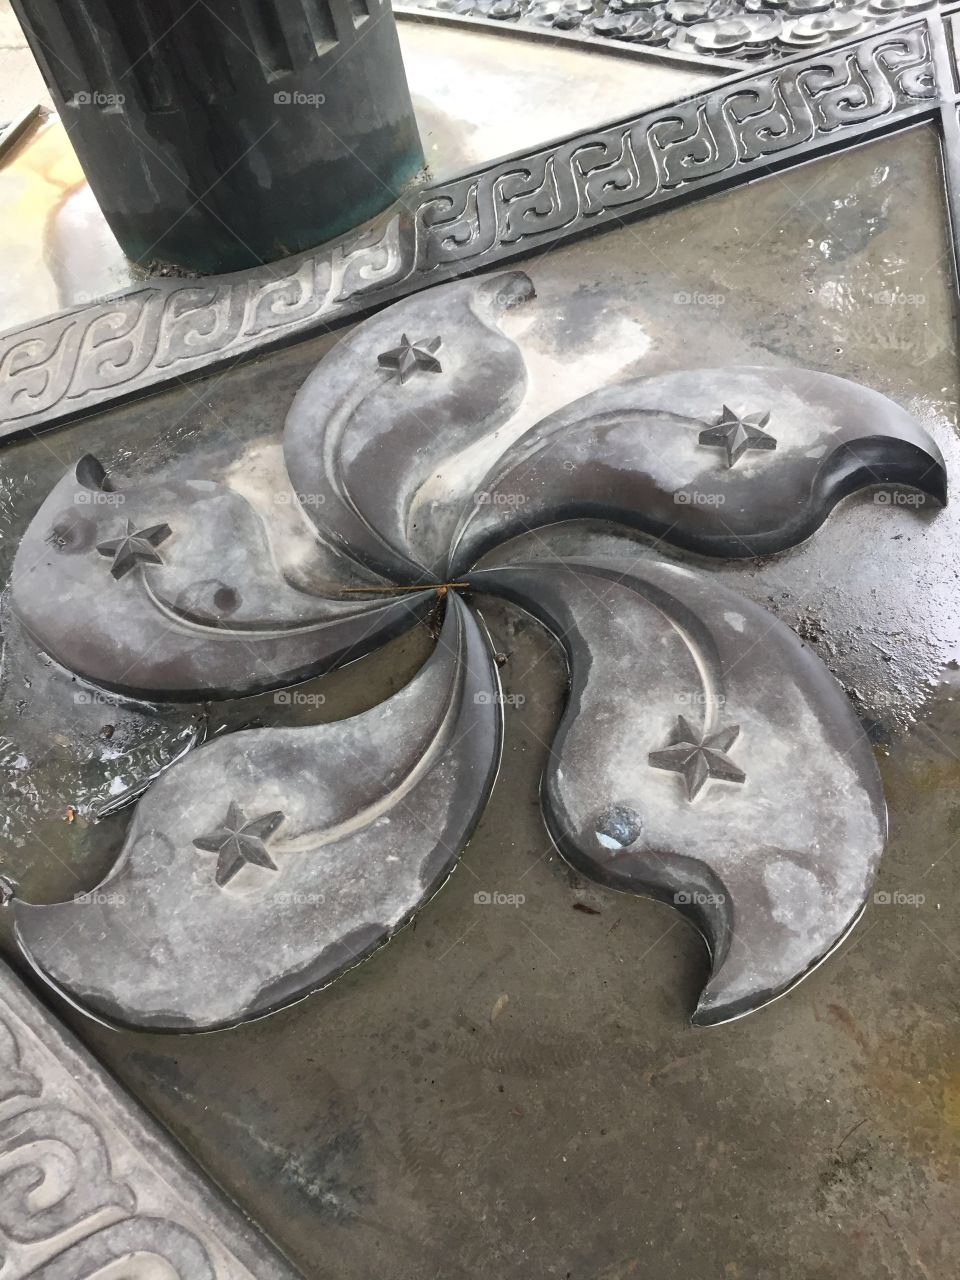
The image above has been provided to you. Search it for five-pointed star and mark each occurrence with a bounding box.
[377,333,443,382]
[192,802,285,887]
[648,715,746,800]
[698,405,777,468]
[96,520,171,579]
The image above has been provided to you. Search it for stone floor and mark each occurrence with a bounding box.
[0,0,49,121]
[1,120,958,1278]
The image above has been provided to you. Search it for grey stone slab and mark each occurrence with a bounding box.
[5,262,944,1030]
[0,122,953,1280]
[0,955,301,1277]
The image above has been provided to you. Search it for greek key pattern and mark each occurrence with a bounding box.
[417,23,935,268]
[0,963,300,1279]
[0,21,937,435]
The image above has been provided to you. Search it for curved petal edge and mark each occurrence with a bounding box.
[467,559,887,1025]
[13,595,501,1031]
[451,367,946,570]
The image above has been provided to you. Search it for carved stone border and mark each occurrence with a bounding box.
[391,4,751,74]
[0,14,951,440]
[0,957,302,1278]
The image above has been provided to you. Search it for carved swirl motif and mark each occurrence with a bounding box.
[0,1014,41,1104]
[0,23,937,432]
[0,996,285,1276]
[0,214,411,428]
[0,1106,136,1242]
[25,1217,216,1279]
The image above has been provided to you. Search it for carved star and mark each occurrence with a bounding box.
[648,716,746,800]
[377,333,442,382]
[96,520,171,579]
[699,406,777,468]
[192,802,285,887]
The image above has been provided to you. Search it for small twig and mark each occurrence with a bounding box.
[341,583,469,593]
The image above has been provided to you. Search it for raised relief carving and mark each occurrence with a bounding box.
[25,1216,216,1280]
[416,20,933,274]
[0,964,299,1277]
[0,1106,136,1242]
[0,24,937,434]
[9,276,947,1032]
[0,1015,41,1104]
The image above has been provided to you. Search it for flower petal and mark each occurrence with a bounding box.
[11,458,431,698]
[284,271,535,581]
[467,558,887,1025]
[450,366,946,571]
[14,596,501,1031]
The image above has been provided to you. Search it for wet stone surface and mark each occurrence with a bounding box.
[410,0,939,60]
[0,125,957,1277]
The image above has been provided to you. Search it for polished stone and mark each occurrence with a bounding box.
[450,364,945,569]
[7,256,943,1032]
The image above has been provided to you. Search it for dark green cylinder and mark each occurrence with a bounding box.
[12,0,424,273]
